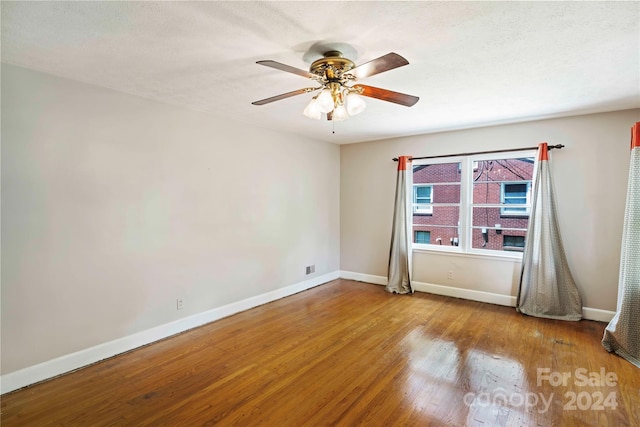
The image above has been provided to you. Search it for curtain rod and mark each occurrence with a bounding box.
[392,144,564,161]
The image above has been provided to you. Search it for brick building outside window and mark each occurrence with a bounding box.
[412,153,535,254]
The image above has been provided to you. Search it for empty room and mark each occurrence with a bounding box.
[1,2,639,426]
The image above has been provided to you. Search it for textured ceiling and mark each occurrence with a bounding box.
[2,1,639,144]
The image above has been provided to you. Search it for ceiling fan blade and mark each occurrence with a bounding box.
[256,60,317,79]
[348,53,409,79]
[354,84,419,107]
[251,87,320,105]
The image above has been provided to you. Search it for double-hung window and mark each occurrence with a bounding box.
[412,150,535,256]
[413,184,433,214]
[501,182,531,216]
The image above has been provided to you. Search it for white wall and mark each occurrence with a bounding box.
[1,64,340,376]
[341,109,640,313]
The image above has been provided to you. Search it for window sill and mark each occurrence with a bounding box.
[412,246,523,262]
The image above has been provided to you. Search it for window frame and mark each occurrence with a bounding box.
[411,150,536,259]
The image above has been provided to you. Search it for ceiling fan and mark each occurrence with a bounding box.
[251,50,419,121]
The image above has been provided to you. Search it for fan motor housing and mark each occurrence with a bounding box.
[310,51,355,78]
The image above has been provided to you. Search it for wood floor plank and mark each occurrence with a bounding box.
[2,279,639,426]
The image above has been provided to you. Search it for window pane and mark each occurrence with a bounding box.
[473,158,534,183]
[413,163,460,218]
[472,158,534,205]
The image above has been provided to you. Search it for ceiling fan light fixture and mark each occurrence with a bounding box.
[332,104,349,121]
[346,92,366,116]
[303,97,322,120]
[316,89,334,113]
[253,50,419,123]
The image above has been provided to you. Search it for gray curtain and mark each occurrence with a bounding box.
[387,155,413,294]
[602,122,640,367]
[516,143,583,320]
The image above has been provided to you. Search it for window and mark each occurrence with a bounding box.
[412,152,535,256]
[501,182,531,216]
[503,235,526,252]
[413,184,433,214]
[415,230,431,244]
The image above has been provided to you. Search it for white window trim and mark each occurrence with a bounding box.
[411,150,536,259]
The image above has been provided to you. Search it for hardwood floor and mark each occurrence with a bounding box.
[2,279,639,426]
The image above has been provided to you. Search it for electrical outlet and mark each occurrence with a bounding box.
[305,265,315,275]
[447,271,454,280]
[176,298,184,310]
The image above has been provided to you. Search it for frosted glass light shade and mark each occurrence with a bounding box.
[346,93,366,116]
[316,89,334,113]
[303,98,321,120]
[332,104,349,121]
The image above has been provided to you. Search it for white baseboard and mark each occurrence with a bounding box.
[339,271,615,323]
[1,271,340,395]
[339,271,387,286]
[412,280,517,307]
[581,307,616,323]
